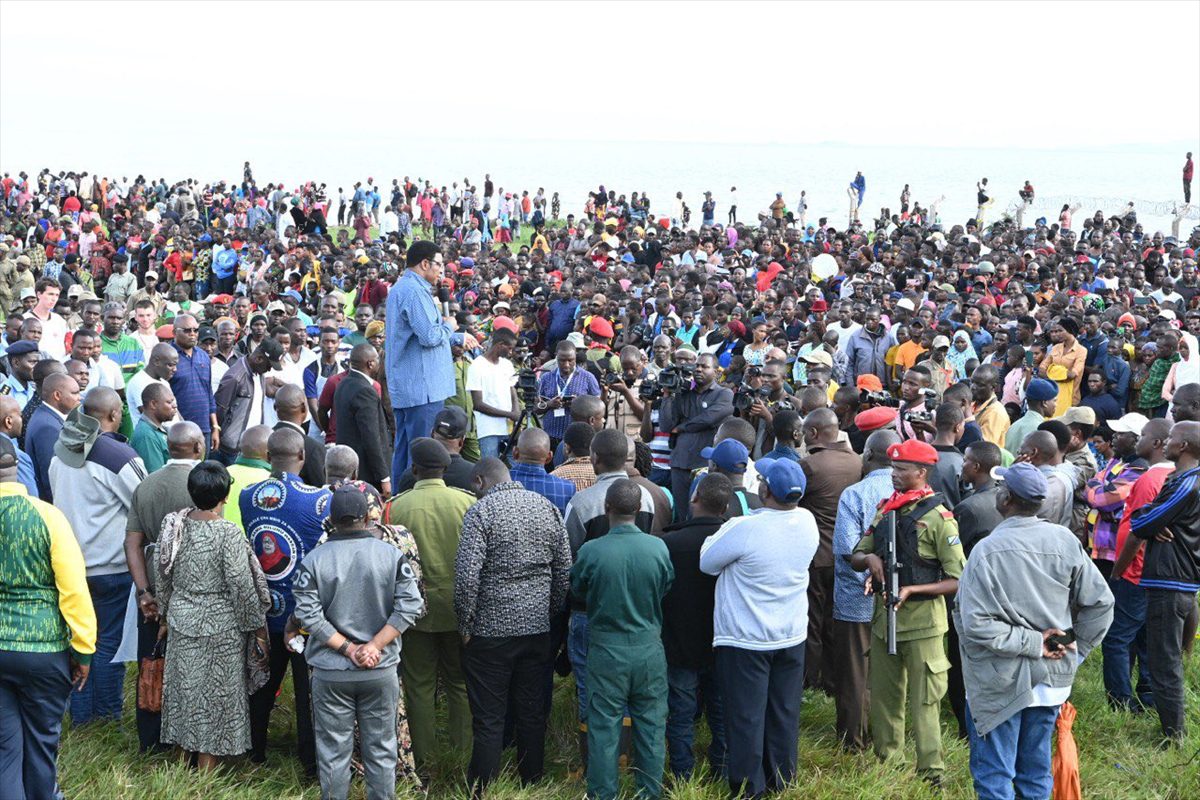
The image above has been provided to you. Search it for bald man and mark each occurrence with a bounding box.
[1020,430,1073,528]
[273,383,327,488]
[125,420,205,749]
[0,394,37,494]
[799,406,866,696]
[324,444,359,485]
[26,372,81,501]
[169,313,220,452]
[225,424,273,531]
[508,427,577,514]
[333,344,393,495]
[50,386,147,726]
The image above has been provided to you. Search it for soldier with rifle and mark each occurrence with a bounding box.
[851,439,965,788]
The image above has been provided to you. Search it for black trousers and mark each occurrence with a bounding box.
[946,603,968,739]
[804,566,836,695]
[1145,589,1196,740]
[715,643,805,799]
[134,610,163,751]
[463,633,551,789]
[249,630,316,772]
[0,650,71,800]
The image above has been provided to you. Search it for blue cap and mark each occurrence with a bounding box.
[4,339,39,357]
[991,463,1047,501]
[1026,378,1059,402]
[758,458,807,503]
[700,439,749,474]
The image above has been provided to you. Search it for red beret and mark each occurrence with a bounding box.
[588,316,614,338]
[492,315,518,334]
[854,406,898,432]
[887,439,939,466]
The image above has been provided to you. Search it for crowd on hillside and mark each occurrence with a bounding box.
[1,161,1199,800]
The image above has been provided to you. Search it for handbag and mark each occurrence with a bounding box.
[137,638,167,713]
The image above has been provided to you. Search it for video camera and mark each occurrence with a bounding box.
[901,388,940,424]
[600,369,622,388]
[656,363,696,394]
[860,389,900,408]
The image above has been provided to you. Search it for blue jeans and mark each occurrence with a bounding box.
[71,572,132,724]
[666,665,726,778]
[391,401,445,484]
[966,704,1058,800]
[1101,577,1154,710]
[567,611,590,724]
[478,434,505,462]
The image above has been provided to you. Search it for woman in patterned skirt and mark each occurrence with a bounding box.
[157,461,270,768]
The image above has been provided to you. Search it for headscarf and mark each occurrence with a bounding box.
[322,479,384,537]
[947,329,978,380]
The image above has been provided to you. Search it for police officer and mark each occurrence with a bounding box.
[850,439,965,787]
[570,478,674,800]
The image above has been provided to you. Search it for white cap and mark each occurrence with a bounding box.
[1108,412,1150,435]
[895,298,915,312]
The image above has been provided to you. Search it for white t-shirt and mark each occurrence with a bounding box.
[832,321,862,352]
[35,311,69,360]
[466,356,516,438]
[133,330,159,362]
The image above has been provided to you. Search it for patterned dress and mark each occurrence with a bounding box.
[158,516,269,756]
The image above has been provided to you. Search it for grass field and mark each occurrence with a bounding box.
[56,652,1199,799]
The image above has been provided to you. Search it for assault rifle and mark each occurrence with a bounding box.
[877,510,901,656]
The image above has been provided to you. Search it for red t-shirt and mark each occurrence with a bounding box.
[1114,463,1175,584]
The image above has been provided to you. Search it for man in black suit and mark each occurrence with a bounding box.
[333,344,393,496]
[273,383,327,488]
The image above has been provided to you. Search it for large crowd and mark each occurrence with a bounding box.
[0,159,1198,800]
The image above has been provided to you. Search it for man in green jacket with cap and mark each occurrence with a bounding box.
[570,478,674,800]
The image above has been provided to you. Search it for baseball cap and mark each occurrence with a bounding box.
[1058,407,1097,428]
[266,300,288,314]
[255,337,286,369]
[932,335,952,350]
[801,349,833,368]
[700,439,749,474]
[758,458,807,503]
[433,407,469,440]
[991,462,1048,502]
[1108,412,1149,435]
[67,284,84,298]
[197,325,217,343]
[330,486,370,524]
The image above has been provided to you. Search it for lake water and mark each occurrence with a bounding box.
[40,137,1200,233]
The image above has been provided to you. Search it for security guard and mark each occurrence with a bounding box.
[851,439,964,786]
[570,478,674,800]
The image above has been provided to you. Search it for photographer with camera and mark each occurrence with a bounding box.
[537,341,601,449]
[658,353,734,520]
[896,365,936,443]
[735,360,793,458]
[603,346,650,439]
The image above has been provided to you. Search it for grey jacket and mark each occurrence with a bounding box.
[953,514,1113,735]
[294,529,425,679]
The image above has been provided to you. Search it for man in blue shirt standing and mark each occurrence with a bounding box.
[241,427,331,775]
[168,314,218,453]
[385,240,478,482]
[546,292,580,353]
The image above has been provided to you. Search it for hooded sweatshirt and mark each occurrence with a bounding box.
[48,408,147,576]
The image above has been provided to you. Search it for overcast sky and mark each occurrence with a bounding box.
[2,0,1197,175]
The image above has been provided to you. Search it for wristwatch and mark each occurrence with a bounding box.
[337,640,351,655]
[137,587,151,598]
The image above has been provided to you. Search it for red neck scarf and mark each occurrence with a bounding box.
[878,486,934,515]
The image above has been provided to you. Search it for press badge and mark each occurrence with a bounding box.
[554,408,565,417]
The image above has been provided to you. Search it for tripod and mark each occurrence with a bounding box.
[499,402,542,461]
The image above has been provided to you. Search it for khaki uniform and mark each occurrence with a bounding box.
[853,496,965,778]
[0,255,15,320]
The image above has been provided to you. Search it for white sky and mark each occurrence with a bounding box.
[2,0,1198,173]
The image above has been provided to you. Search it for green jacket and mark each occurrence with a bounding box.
[570,522,674,644]
[385,478,476,632]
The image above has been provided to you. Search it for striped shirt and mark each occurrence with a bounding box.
[100,332,145,383]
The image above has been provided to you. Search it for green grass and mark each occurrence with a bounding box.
[57,654,1199,799]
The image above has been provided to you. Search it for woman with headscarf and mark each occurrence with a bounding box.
[947,329,978,381]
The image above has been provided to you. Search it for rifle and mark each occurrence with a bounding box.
[878,510,901,656]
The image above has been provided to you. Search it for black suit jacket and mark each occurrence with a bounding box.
[273,420,327,488]
[332,370,393,489]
